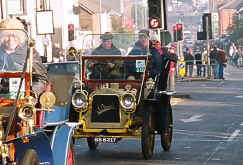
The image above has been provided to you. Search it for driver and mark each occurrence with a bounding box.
[0,18,48,98]
[88,32,122,79]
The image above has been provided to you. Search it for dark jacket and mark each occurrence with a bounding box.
[129,41,148,55]
[149,47,164,79]
[210,49,218,64]
[216,50,227,64]
[91,44,121,55]
[194,53,202,64]
[185,53,194,65]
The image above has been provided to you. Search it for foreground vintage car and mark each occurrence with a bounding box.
[0,29,78,165]
[72,33,175,159]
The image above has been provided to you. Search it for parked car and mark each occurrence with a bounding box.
[72,33,175,159]
[0,29,78,165]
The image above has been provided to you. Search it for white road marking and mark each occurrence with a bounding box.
[227,129,240,142]
[240,122,243,126]
[235,95,243,98]
[180,114,204,123]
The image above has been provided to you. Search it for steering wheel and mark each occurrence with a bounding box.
[93,62,111,74]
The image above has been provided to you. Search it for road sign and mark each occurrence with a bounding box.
[149,17,160,29]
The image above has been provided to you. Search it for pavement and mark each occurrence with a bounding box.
[171,64,243,105]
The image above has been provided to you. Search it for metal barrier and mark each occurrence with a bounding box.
[176,60,218,80]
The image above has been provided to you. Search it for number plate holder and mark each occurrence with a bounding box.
[94,137,118,143]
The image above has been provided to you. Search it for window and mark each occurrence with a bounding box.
[7,0,26,15]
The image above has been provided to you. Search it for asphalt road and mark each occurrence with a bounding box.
[74,65,243,165]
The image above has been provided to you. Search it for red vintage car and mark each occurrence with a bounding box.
[0,29,77,165]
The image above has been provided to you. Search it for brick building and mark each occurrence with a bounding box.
[218,0,243,35]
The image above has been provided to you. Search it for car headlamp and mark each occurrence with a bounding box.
[72,90,88,111]
[121,93,136,110]
[18,103,36,121]
[40,92,56,108]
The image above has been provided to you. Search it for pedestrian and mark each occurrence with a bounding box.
[186,48,194,77]
[149,33,164,79]
[210,46,219,79]
[233,47,239,67]
[167,45,177,91]
[194,48,202,77]
[216,48,227,80]
[201,47,207,77]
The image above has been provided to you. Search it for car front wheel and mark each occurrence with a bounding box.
[87,137,99,150]
[141,105,155,160]
[161,103,173,151]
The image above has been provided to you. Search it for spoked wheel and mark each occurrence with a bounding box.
[141,105,155,160]
[19,149,40,165]
[161,103,173,152]
[87,137,99,150]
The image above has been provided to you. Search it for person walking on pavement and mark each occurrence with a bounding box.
[201,47,208,77]
[232,46,239,67]
[210,46,219,79]
[185,48,194,77]
[194,48,202,77]
[216,48,227,80]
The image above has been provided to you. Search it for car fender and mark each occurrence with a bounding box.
[51,122,82,165]
[9,131,54,165]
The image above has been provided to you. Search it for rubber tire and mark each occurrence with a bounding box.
[161,103,173,152]
[19,149,40,165]
[87,137,99,150]
[141,106,155,160]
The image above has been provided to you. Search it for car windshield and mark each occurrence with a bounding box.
[83,55,148,81]
[0,29,28,99]
[82,33,149,81]
[47,62,81,79]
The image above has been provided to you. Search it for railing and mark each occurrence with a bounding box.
[176,59,220,80]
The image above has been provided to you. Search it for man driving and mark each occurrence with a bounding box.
[88,32,122,79]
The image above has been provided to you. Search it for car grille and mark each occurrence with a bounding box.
[91,95,120,123]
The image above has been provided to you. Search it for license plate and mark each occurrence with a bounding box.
[94,137,117,143]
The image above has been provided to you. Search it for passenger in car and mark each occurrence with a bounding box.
[0,18,48,98]
[128,29,150,56]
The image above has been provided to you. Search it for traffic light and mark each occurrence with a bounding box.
[68,24,74,41]
[202,13,212,39]
[197,31,206,40]
[173,25,177,42]
[176,23,183,41]
[148,0,162,29]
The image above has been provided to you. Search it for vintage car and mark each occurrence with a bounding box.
[46,61,81,122]
[71,33,175,159]
[0,29,79,165]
